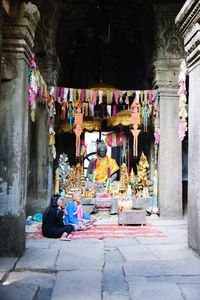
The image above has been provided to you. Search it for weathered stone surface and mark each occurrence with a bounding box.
[0,3,40,257]
[4,271,55,300]
[102,264,129,300]
[175,0,200,70]
[26,238,50,249]
[180,284,200,300]
[187,65,200,255]
[153,3,184,219]
[136,237,172,245]
[0,283,39,300]
[5,270,55,287]
[155,227,188,243]
[104,238,139,248]
[123,259,200,277]
[156,88,182,218]
[119,244,158,261]
[15,248,58,271]
[0,257,18,272]
[147,244,195,260]
[128,282,184,300]
[105,248,124,265]
[147,275,200,284]
[51,270,101,300]
[176,0,200,256]
[55,245,104,271]
[50,238,103,250]
[27,106,52,216]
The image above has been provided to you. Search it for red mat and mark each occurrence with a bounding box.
[26,223,167,240]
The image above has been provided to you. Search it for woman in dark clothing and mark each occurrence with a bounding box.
[42,194,74,241]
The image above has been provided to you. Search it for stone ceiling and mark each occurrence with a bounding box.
[33,0,185,89]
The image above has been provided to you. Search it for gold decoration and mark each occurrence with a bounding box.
[108,110,132,127]
[65,163,85,196]
[137,152,149,192]
[119,163,129,195]
[54,167,60,194]
[59,120,101,133]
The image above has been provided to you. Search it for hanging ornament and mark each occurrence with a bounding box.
[114,90,119,104]
[83,102,89,117]
[93,90,98,105]
[89,89,93,104]
[142,102,149,132]
[89,103,94,117]
[85,89,90,102]
[107,104,112,117]
[130,97,141,157]
[178,60,187,141]
[80,89,85,102]
[73,104,83,157]
[98,90,103,104]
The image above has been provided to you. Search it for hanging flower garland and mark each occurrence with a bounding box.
[28,52,161,161]
[28,53,56,160]
[178,60,187,141]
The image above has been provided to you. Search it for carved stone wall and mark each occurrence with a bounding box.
[176,0,200,255]
[0,0,2,84]
[153,3,184,218]
[175,0,200,71]
[33,0,61,84]
[0,2,40,256]
[154,4,184,60]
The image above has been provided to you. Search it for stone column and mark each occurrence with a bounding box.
[153,4,184,218]
[27,0,61,214]
[176,0,200,254]
[27,56,60,215]
[0,3,39,256]
[0,0,3,84]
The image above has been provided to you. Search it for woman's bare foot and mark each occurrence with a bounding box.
[60,233,71,241]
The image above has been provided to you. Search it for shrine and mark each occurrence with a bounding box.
[0,0,200,259]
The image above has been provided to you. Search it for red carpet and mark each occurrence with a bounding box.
[26,223,167,240]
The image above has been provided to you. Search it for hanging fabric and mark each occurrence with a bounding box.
[74,104,83,157]
[106,132,125,147]
[130,97,141,157]
[98,90,103,104]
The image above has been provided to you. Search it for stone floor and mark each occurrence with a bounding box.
[0,216,200,300]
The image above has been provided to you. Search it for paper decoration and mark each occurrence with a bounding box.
[130,97,141,157]
[74,104,83,157]
[98,90,103,104]
[178,60,187,141]
[106,132,125,147]
[142,102,149,132]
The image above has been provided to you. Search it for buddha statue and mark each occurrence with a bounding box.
[86,142,119,183]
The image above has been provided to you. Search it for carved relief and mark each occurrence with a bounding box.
[2,3,40,60]
[154,4,184,60]
[34,0,61,58]
[1,56,16,81]
[176,0,200,69]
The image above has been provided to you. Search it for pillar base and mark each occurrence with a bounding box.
[0,212,25,257]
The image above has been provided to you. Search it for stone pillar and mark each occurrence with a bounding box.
[153,4,184,218]
[0,0,3,84]
[0,3,39,256]
[176,0,200,254]
[27,57,60,215]
[27,0,61,214]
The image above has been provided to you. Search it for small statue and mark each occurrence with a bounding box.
[137,152,149,193]
[119,163,129,191]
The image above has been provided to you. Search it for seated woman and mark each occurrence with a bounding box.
[64,192,96,230]
[42,194,74,241]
